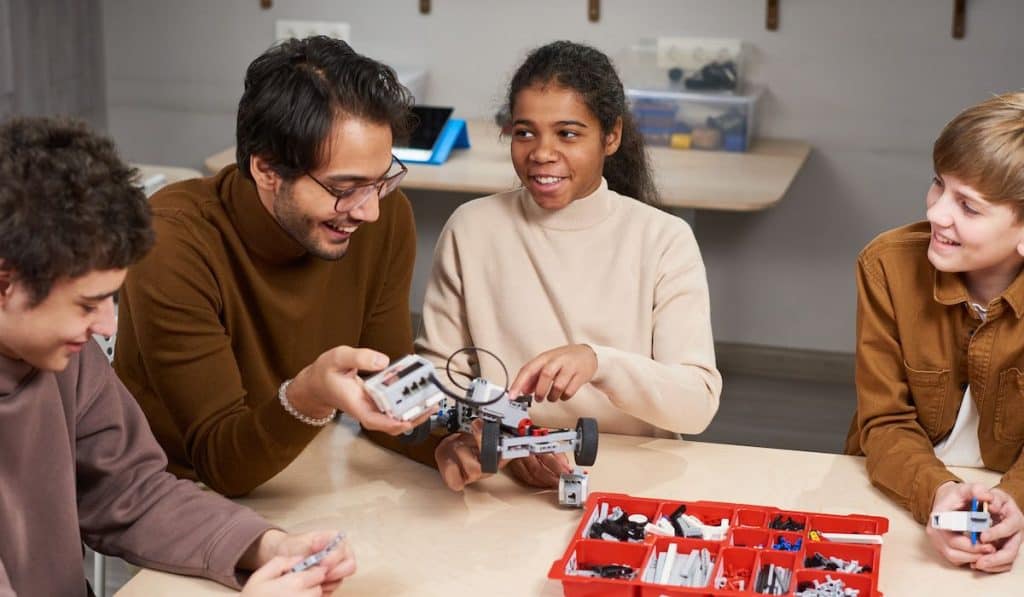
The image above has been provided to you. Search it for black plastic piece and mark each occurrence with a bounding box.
[769,514,805,531]
[590,564,634,579]
[574,417,599,466]
[480,419,501,473]
[399,420,432,445]
[684,60,738,91]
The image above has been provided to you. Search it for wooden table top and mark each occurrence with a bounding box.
[116,421,1018,596]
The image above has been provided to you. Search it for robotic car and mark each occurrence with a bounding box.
[364,351,599,473]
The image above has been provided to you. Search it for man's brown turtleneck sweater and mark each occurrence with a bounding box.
[115,165,432,496]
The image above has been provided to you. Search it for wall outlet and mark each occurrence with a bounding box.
[656,37,742,70]
[275,19,351,43]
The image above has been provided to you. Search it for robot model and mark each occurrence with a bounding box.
[365,349,599,474]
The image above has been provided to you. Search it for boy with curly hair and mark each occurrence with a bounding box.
[0,117,354,596]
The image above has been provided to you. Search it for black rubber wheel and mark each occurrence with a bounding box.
[399,420,432,445]
[574,417,599,466]
[480,419,501,473]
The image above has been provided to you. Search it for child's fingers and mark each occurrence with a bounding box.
[534,362,561,401]
[944,531,994,554]
[323,548,358,582]
[956,482,993,504]
[547,366,576,402]
[305,530,341,552]
[933,482,989,513]
[315,538,352,574]
[938,541,985,566]
[973,532,1023,572]
[563,373,587,401]
[510,357,545,397]
[290,566,327,588]
[988,492,1009,516]
[248,555,302,581]
[950,483,985,506]
[982,510,1024,543]
[987,489,1019,520]
[973,562,1013,573]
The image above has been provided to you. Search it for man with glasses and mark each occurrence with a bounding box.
[114,36,435,497]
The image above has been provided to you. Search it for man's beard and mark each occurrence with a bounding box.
[273,183,349,261]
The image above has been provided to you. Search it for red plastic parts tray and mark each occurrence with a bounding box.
[548,492,889,596]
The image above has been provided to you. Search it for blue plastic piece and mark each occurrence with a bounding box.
[772,536,802,551]
[971,498,979,545]
[723,133,747,152]
[399,118,471,165]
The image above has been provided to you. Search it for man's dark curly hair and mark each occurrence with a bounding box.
[236,36,414,181]
[0,117,154,306]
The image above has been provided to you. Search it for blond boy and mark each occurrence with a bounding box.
[847,92,1024,572]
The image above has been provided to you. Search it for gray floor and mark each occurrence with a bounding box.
[686,372,857,454]
[83,550,135,597]
[83,372,857,595]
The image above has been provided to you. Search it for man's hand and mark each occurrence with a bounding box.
[241,529,356,596]
[509,344,597,402]
[974,488,1024,573]
[288,347,436,435]
[926,482,995,566]
[435,420,572,491]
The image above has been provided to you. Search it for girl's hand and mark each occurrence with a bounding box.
[510,344,597,402]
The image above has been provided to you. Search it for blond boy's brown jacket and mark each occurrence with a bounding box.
[845,221,1024,523]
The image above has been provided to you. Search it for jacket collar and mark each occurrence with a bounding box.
[934,268,1024,319]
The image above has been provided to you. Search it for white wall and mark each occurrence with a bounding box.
[0,1,12,117]
[2,0,106,125]
[101,0,1024,353]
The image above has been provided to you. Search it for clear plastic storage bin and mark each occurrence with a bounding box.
[627,86,762,152]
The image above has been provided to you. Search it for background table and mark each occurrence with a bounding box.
[116,421,1017,596]
[204,120,809,211]
[132,163,203,196]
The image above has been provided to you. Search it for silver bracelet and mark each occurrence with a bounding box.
[277,379,336,427]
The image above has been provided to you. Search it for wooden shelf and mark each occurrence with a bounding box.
[205,119,809,212]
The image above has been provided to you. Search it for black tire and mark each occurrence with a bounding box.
[480,419,501,473]
[574,417,598,466]
[399,420,432,445]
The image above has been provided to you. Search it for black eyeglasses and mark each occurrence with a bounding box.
[306,156,408,213]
